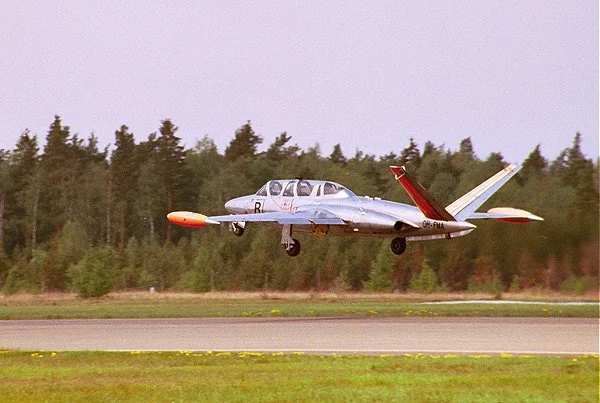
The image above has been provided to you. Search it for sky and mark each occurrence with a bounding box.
[0,1,598,163]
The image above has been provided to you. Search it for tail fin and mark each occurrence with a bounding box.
[446,164,520,221]
[390,166,455,221]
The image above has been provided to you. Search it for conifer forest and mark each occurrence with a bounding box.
[0,116,597,296]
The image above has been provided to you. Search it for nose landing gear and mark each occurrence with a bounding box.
[230,222,245,237]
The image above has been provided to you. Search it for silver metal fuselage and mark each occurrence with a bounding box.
[224,179,476,240]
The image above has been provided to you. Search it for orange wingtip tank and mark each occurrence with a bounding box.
[167,211,219,227]
[487,207,544,223]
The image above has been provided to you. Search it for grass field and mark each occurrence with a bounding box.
[0,350,597,402]
[0,292,597,319]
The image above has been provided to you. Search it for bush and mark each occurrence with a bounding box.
[68,247,115,298]
[561,276,592,295]
[2,250,45,294]
[468,275,503,298]
[178,250,212,292]
[332,270,352,294]
[409,261,447,293]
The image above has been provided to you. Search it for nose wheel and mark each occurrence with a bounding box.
[284,239,301,257]
[391,237,407,255]
[230,222,245,237]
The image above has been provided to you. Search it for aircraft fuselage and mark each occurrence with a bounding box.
[223,180,475,239]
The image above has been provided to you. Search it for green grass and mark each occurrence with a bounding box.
[0,351,597,402]
[0,293,597,319]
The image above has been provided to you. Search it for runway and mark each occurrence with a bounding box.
[1,317,597,355]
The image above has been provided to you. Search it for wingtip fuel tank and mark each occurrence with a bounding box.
[167,211,220,227]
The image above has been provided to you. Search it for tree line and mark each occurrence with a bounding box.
[0,116,597,296]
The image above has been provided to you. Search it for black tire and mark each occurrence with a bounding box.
[231,223,244,237]
[390,237,407,255]
[285,239,301,257]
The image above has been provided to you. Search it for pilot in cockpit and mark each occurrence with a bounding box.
[297,180,313,196]
[269,181,282,196]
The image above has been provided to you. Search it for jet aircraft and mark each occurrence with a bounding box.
[168,165,542,256]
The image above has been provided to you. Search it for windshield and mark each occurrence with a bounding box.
[256,184,267,196]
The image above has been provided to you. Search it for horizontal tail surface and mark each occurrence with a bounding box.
[446,164,520,221]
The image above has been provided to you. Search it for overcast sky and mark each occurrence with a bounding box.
[1,1,597,163]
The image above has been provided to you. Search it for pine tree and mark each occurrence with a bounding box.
[135,157,164,239]
[156,119,186,244]
[421,141,436,159]
[400,137,421,171]
[111,125,138,248]
[364,241,396,292]
[266,132,299,162]
[39,115,72,238]
[0,151,8,250]
[562,132,587,187]
[224,121,262,162]
[521,145,547,181]
[7,131,40,250]
[451,137,477,174]
[329,144,347,165]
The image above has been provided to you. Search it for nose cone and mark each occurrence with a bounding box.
[224,197,246,214]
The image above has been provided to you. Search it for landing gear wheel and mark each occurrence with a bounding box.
[284,239,301,257]
[231,222,245,237]
[391,237,407,255]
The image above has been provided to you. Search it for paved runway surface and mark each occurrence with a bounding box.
[1,317,597,355]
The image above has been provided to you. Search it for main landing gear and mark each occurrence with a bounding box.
[391,237,407,255]
[284,239,301,257]
[281,224,301,257]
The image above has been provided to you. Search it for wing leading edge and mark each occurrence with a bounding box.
[168,209,346,226]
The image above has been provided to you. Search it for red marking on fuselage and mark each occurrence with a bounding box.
[273,197,295,212]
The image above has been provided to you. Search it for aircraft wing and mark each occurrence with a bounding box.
[210,209,346,225]
[168,209,346,227]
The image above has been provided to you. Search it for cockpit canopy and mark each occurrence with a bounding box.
[255,179,355,198]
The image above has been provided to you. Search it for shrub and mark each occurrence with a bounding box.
[561,276,592,295]
[332,270,352,294]
[409,261,447,293]
[68,247,115,298]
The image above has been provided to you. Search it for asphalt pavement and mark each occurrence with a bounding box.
[2,317,598,355]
